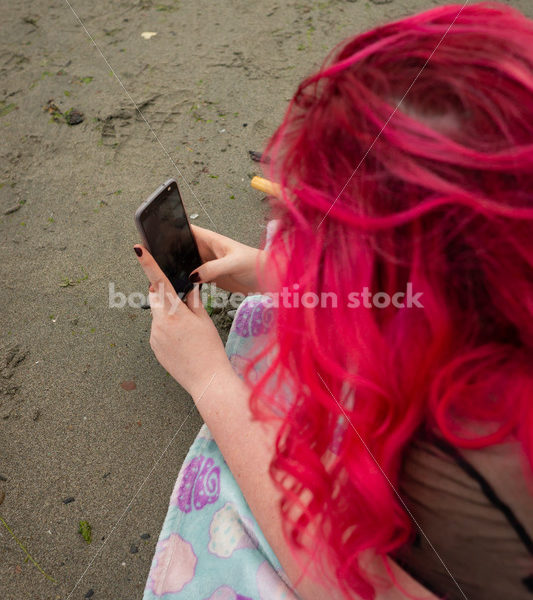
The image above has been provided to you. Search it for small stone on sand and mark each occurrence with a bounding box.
[66,110,84,125]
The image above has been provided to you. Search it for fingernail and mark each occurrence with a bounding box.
[134,247,142,257]
[189,272,201,283]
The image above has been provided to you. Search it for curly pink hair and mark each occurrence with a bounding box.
[247,2,533,598]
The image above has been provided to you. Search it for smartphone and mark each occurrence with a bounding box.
[134,178,202,299]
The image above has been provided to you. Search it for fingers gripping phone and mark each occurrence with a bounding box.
[135,178,202,299]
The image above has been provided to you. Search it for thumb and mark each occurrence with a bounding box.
[184,284,206,317]
[190,256,231,284]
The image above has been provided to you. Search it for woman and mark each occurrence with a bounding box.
[136,3,533,599]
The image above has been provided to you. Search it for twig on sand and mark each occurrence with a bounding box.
[0,515,57,583]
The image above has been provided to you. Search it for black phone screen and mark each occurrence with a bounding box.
[139,182,202,299]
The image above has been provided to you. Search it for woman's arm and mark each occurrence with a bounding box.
[135,245,438,600]
[190,368,438,600]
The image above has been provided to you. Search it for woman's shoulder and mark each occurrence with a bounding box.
[397,434,533,600]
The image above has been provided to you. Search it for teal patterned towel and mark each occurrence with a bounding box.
[143,294,300,600]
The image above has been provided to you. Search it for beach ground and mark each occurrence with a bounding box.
[1,0,531,598]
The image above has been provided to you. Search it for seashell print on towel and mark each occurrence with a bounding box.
[173,455,221,513]
[234,297,274,338]
[203,585,253,600]
[148,533,197,596]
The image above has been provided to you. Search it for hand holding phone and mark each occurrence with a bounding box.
[135,179,202,299]
[189,225,267,295]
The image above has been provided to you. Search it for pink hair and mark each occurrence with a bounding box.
[247,2,533,598]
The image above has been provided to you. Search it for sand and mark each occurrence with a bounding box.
[1,0,532,598]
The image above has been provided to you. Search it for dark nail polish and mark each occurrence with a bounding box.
[134,247,142,257]
[189,272,200,283]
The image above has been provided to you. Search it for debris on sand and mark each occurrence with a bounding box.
[0,102,17,118]
[0,515,56,582]
[4,205,21,215]
[65,109,84,126]
[249,150,270,163]
[248,150,262,162]
[43,99,62,122]
[22,16,39,28]
[141,31,157,39]
[43,100,84,125]
[120,380,136,391]
[78,520,92,544]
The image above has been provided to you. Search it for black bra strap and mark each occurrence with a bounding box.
[427,433,533,557]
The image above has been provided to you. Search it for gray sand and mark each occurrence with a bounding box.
[1,1,532,598]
